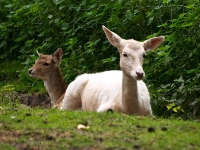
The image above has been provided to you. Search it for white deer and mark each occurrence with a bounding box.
[28,48,68,108]
[61,26,164,115]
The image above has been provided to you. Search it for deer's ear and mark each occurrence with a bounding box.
[54,48,63,62]
[143,36,165,52]
[102,25,122,48]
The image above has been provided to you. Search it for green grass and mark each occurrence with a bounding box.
[0,103,200,150]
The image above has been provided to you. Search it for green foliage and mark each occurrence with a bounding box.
[167,103,184,113]
[0,0,200,118]
[145,0,200,118]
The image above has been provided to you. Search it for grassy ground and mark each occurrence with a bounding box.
[0,103,200,150]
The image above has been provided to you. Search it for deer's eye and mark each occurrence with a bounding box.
[123,53,128,57]
[43,62,49,66]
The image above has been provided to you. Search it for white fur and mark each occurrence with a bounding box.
[61,71,151,114]
[61,26,164,115]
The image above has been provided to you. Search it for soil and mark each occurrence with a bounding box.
[1,90,52,108]
[18,93,51,108]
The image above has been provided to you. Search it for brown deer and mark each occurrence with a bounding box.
[28,48,67,108]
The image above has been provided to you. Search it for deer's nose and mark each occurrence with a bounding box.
[28,69,33,74]
[136,71,144,79]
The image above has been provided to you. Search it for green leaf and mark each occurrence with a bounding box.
[178,13,186,18]
[0,40,6,48]
[111,57,117,62]
[59,5,65,10]
[48,15,53,19]
[94,39,100,45]
[174,76,184,83]
[4,4,12,8]
[10,45,19,51]
[62,27,68,30]
[134,10,140,15]
[186,4,195,9]
[173,107,177,112]
[180,23,193,27]
[38,31,45,37]
[54,18,60,23]
[147,16,154,26]
[163,0,171,4]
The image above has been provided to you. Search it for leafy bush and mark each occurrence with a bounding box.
[0,0,199,118]
[145,1,200,118]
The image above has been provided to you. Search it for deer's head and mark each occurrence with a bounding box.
[28,48,63,80]
[102,26,164,80]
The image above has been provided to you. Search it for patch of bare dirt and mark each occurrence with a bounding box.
[0,130,41,150]
[18,93,51,109]
[0,130,20,143]
[0,130,72,150]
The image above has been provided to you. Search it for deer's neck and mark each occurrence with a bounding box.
[44,68,67,107]
[121,72,140,115]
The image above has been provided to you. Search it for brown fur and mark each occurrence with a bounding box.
[29,48,67,108]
